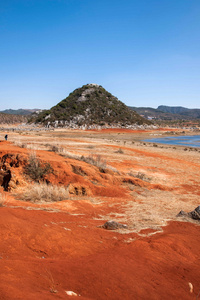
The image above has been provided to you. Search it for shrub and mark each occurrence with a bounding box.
[129,171,151,182]
[51,145,59,152]
[22,183,69,202]
[71,165,87,176]
[24,153,53,182]
[80,154,107,170]
[115,148,124,154]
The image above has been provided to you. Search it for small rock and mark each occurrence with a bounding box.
[65,291,79,296]
[188,282,193,293]
[188,208,200,220]
[50,288,58,293]
[99,220,128,230]
[194,206,200,214]
[177,206,200,221]
[176,210,188,217]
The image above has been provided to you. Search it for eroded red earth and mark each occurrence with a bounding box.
[0,130,200,299]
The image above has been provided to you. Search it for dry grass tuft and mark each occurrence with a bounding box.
[22,183,69,202]
[13,139,44,150]
[13,139,27,148]
[80,154,107,170]
[0,192,6,207]
[46,144,118,173]
[48,145,81,160]
[115,148,124,154]
[129,171,151,182]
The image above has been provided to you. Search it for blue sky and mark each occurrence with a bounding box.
[0,0,200,110]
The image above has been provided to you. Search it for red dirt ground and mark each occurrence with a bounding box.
[0,131,200,299]
[1,207,200,300]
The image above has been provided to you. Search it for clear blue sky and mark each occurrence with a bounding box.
[0,0,200,110]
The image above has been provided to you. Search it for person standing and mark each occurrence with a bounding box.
[4,134,8,141]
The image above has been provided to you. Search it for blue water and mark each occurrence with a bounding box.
[144,135,200,148]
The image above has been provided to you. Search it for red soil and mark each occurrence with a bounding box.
[88,128,181,133]
[0,207,199,300]
[0,137,200,299]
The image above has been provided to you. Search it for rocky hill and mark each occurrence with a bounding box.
[30,84,151,128]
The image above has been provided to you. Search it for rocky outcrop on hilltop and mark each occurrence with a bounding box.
[30,84,151,129]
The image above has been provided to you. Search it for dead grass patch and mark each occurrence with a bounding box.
[129,171,151,182]
[42,143,119,173]
[115,148,124,154]
[121,190,199,233]
[0,192,6,207]
[21,183,69,202]
[80,154,107,170]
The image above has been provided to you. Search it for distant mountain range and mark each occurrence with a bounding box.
[0,109,41,115]
[0,112,28,124]
[1,103,200,125]
[129,105,200,120]
[0,109,42,124]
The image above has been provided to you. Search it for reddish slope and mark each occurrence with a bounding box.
[0,135,200,300]
[0,207,199,300]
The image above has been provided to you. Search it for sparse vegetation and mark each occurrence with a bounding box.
[87,145,95,149]
[24,153,53,181]
[52,145,59,152]
[13,140,27,148]
[71,165,87,176]
[115,148,124,154]
[46,143,108,172]
[80,154,107,170]
[22,183,69,202]
[129,171,151,182]
[30,84,150,127]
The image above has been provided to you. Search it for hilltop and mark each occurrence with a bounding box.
[30,84,151,128]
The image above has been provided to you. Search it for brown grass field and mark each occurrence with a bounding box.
[0,126,200,299]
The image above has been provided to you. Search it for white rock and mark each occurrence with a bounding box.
[65,290,79,296]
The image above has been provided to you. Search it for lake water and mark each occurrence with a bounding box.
[143,135,200,148]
